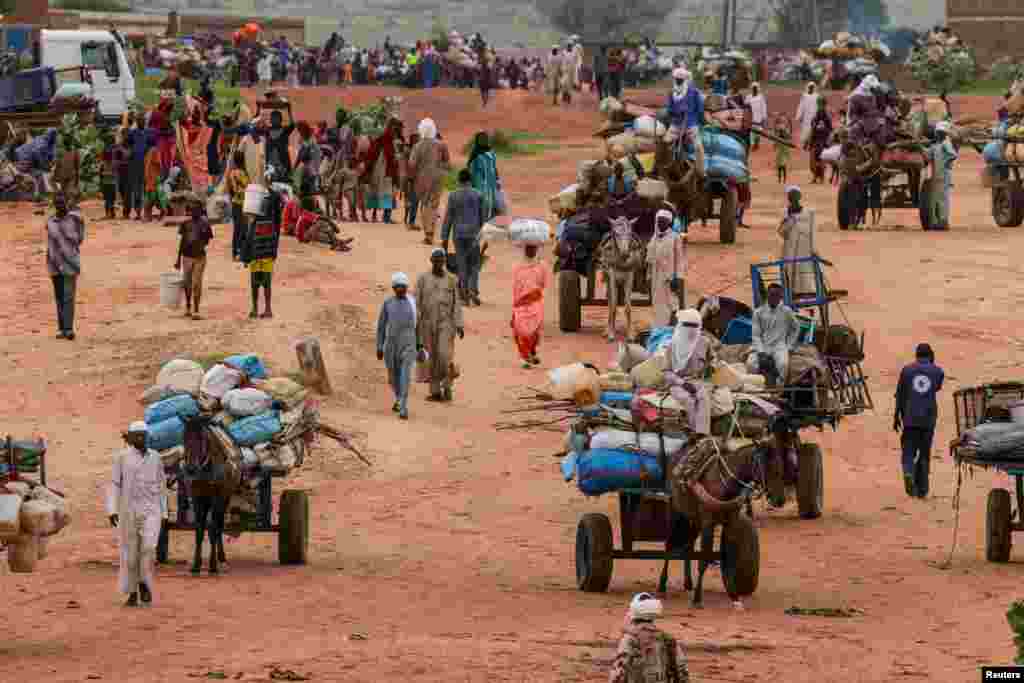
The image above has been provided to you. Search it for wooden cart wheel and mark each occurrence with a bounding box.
[278,489,309,565]
[797,443,824,519]
[986,488,1012,563]
[837,180,860,230]
[721,513,759,597]
[993,186,1024,228]
[558,270,582,333]
[156,519,170,564]
[575,513,614,592]
[719,186,737,244]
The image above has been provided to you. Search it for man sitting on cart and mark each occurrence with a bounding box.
[664,67,705,174]
[747,283,801,388]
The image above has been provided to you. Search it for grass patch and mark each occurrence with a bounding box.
[460,129,557,157]
[134,72,242,111]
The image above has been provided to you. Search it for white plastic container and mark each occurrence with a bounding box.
[547,363,598,400]
[1010,400,1024,424]
[243,183,269,216]
[0,494,21,539]
[159,272,184,308]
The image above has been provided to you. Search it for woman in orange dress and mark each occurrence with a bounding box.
[511,243,549,368]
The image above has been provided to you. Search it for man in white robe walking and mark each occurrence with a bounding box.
[107,421,167,607]
[646,209,686,327]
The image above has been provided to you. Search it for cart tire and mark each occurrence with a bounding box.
[837,180,858,230]
[986,488,1012,563]
[558,270,582,333]
[575,513,614,592]
[721,514,759,597]
[278,489,309,565]
[719,187,737,244]
[156,519,169,564]
[918,181,935,230]
[7,535,38,573]
[993,186,1024,228]
[797,443,824,519]
[36,536,48,560]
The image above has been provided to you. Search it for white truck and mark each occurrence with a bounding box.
[37,29,136,123]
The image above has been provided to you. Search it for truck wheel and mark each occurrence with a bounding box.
[719,187,737,244]
[993,186,1024,228]
[157,520,170,564]
[721,514,759,597]
[278,490,309,565]
[837,180,857,230]
[797,443,824,519]
[986,488,1012,563]
[558,270,582,332]
[576,513,614,592]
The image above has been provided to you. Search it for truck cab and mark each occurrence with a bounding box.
[38,30,135,123]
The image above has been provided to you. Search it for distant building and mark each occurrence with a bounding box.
[947,0,1024,64]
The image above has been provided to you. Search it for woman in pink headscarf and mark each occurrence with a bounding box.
[511,243,548,368]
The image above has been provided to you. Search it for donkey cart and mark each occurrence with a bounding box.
[988,163,1024,228]
[157,464,310,567]
[949,383,1024,562]
[836,141,937,230]
[576,488,759,600]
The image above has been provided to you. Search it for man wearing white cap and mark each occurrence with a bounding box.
[609,593,689,682]
[377,272,421,419]
[646,209,686,327]
[107,421,167,607]
[665,67,705,173]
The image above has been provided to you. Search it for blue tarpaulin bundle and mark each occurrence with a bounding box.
[576,448,664,496]
[147,416,185,452]
[223,353,268,380]
[227,411,282,447]
[144,394,200,425]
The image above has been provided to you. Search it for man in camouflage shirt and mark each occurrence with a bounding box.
[609,593,689,683]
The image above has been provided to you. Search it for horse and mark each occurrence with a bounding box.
[181,416,241,575]
[597,215,645,341]
[664,438,784,609]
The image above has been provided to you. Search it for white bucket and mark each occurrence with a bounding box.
[159,272,184,308]
[1010,400,1024,424]
[243,183,269,216]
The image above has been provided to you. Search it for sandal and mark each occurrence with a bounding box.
[425,394,444,402]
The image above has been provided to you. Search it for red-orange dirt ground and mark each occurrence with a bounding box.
[3,84,1022,682]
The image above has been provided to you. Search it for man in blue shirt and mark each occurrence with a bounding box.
[894,343,945,498]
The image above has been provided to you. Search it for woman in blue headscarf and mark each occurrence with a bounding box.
[467,131,499,221]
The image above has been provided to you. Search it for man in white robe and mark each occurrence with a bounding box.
[777,185,816,298]
[107,421,167,607]
[747,283,801,387]
[795,82,819,148]
[646,210,686,327]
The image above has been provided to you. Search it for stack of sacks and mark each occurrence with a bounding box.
[1,480,71,572]
[701,130,749,180]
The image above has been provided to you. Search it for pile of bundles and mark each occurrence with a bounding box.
[482,218,551,245]
[696,46,753,88]
[982,84,1024,172]
[817,32,890,65]
[444,31,487,72]
[781,52,827,83]
[956,421,1024,461]
[907,27,975,94]
[1,441,70,572]
[534,325,835,498]
[596,97,662,159]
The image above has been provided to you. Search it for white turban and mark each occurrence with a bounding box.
[862,74,880,90]
[785,185,801,196]
[391,272,409,287]
[655,209,674,224]
[671,308,703,372]
[418,117,437,140]
[127,421,148,434]
[629,593,663,621]
[672,67,689,81]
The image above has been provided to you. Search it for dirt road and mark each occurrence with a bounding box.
[3,84,1022,682]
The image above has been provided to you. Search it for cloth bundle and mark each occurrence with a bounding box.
[961,423,1024,459]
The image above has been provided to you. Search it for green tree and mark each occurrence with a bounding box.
[54,0,129,11]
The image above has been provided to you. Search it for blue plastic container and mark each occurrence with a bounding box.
[600,391,634,409]
[147,416,185,452]
[984,141,1005,165]
[576,448,664,496]
[223,353,268,379]
[144,394,200,425]
[722,316,753,345]
[227,411,282,447]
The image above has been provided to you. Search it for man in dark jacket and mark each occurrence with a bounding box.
[440,168,484,305]
[894,343,945,498]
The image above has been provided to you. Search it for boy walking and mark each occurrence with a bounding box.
[894,343,945,498]
[174,198,214,319]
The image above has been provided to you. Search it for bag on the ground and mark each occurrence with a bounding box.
[156,359,204,395]
[227,411,282,447]
[200,363,244,399]
[144,394,200,425]
[222,388,274,417]
[147,416,186,452]
[223,354,268,380]
[576,448,664,496]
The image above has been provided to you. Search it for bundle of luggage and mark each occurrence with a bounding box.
[958,422,1024,461]
[139,354,312,474]
[0,476,70,572]
[816,32,890,61]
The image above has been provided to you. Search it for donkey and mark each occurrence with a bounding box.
[663,439,784,609]
[597,215,645,341]
[182,416,241,575]
[696,295,754,340]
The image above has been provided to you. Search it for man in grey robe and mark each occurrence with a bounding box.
[377,272,421,419]
[747,283,801,387]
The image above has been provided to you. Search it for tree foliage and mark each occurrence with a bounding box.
[1008,601,1024,664]
[532,0,677,43]
[908,42,976,95]
[53,0,130,11]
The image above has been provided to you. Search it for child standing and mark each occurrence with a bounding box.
[774,116,792,185]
